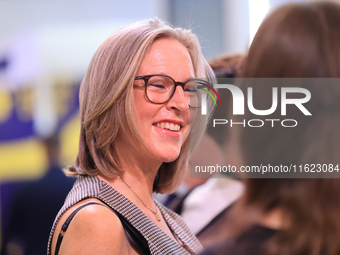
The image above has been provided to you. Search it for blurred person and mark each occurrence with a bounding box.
[48,18,216,255]
[181,134,243,249]
[0,134,75,255]
[180,54,245,247]
[202,1,340,255]
[159,133,226,215]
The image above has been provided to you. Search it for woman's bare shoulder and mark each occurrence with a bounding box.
[51,198,128,255]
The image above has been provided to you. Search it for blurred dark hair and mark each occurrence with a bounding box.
[228,2,340,255]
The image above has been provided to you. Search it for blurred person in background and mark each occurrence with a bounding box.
[158,133,224,215]
[173,54,244,249]
[0,134,75,255]
[48,18,215,255]
[202,1,340,255]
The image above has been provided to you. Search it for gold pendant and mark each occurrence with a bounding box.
[156,214,161,222]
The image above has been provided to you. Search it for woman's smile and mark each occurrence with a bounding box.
[152,119,184,137]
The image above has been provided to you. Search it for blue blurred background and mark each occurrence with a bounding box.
[0,0,322,253]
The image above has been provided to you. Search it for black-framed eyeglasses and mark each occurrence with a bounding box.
[134,74,209,108]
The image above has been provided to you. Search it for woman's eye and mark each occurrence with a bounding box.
[149,83,166,89]
[185,87,198,93]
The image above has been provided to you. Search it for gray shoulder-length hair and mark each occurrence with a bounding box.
[65,17,215,193]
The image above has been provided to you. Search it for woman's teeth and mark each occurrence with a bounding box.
[156,122,181,131]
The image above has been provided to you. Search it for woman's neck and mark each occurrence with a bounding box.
[113,132,163,189]
[119,150,162,191]
[97,149,162,213]
[97,132,165,213]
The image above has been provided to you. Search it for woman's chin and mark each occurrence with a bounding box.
[160,152,181,163]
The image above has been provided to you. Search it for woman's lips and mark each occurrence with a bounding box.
[153,124,182,137]
[155,121,181,131]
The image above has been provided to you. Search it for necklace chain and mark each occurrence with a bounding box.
[118,176,161,222]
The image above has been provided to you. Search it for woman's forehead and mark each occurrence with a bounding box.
[137,38,194,79]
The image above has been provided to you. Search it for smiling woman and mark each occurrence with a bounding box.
[48,18,215,255]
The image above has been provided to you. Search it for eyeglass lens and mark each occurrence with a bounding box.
[145,75,202,107]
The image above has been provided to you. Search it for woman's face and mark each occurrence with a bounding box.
[133,38,195,163]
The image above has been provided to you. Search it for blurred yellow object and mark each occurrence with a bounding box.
[0,89,12,123]
[0,138,47,181]
[60,113,80,166]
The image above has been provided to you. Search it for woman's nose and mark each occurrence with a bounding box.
[166,86,190,113]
